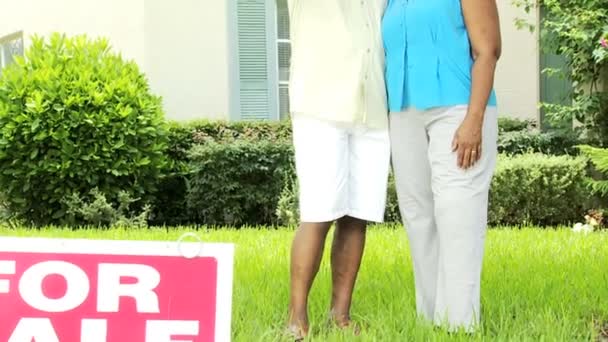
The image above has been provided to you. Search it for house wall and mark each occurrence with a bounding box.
[495,2,541,121]
[0,0,146,64]
[144,0,233,121]
[0,0,542,123]
[0,0,233,121]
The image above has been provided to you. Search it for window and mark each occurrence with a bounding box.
[0,31,24,76]
[235,0,290,121]
[276,0,291,120]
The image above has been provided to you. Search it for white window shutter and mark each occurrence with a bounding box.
[237,0,278,121]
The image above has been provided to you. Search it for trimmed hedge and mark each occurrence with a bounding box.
[277,153,588,227]
[497,129,582,156]
[149,120,589,227]
[498,117,534,133]
[186,140,293,226]
[489,154,588,226]
[151,120,292,225]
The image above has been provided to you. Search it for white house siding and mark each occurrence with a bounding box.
[0,0,146,65]
[144,0,233,121]
[0,0,233,122]
[0,0,541,123]
[495,2,541,121]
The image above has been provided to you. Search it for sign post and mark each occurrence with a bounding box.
[0,236,234,342]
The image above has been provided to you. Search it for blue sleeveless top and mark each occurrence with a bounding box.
[382,0,497,112]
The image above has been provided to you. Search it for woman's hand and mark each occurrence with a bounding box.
[457,0,501,170]
[452,116,483,169]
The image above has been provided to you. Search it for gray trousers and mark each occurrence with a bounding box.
[390,105,498,331]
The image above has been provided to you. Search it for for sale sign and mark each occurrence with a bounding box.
[0,236,234,342]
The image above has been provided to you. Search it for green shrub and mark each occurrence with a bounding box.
[63,188,150,228]
[275,167,299,227]
[149,122,193,226]
[578,144,608,197]
[498,117,534,133]
[0,33,168,225]
[276,154,587,227]
[497,129,582,155]
[157,119,586,226]
[187,140,294,226]
[514,0,608,146]
[384,172,401,223]
[185,119,292,144]
[489,154,587,226]
[150,120,293,226]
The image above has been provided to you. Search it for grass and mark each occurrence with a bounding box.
[1,225,607,341]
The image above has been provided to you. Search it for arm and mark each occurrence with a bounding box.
[453,0,501,169]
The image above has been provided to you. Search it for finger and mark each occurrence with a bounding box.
[476,145,482,162]
[457,145,465,168]
[462,148,472,169]
[470,149,478,166]
[471,145,481,164]
[452,136,458,152]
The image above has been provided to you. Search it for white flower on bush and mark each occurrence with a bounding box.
[572,223,594,234]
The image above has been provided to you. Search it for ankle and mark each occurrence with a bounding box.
[287,317,309,338]
[329,309,351,324]
[288,309,308,324]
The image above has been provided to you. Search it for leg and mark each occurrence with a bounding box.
[330,215,367,325]
[390,109,438,321]
[425,106,498,331]
[287,114,350,337]
[288,221,332,336]
[327,121,390,327]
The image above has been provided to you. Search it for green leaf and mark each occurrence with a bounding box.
[52,209,66,219]
[137,157,151,166]
[34,131,48,141]
[31,118,41,131]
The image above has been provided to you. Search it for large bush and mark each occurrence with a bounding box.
[151,120,293,225]
[187,140,293,226]
[489,154,587,226]
[0,34,168,225]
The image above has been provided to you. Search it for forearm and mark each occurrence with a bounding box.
[467,54,498,122]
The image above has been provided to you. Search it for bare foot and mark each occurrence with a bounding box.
[284,323,308,341]
[328,312,361,335]
[286,313,309,341]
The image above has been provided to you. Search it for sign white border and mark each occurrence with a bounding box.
[0,237,234,342]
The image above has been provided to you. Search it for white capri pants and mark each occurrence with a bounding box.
[292,114,391,223]
[390,105,498,331]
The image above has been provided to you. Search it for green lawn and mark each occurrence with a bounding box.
[1,226,607,341]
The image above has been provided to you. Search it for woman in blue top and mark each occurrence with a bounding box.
[382,0,501,331]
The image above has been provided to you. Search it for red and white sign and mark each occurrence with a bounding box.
[0,236,234,342]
